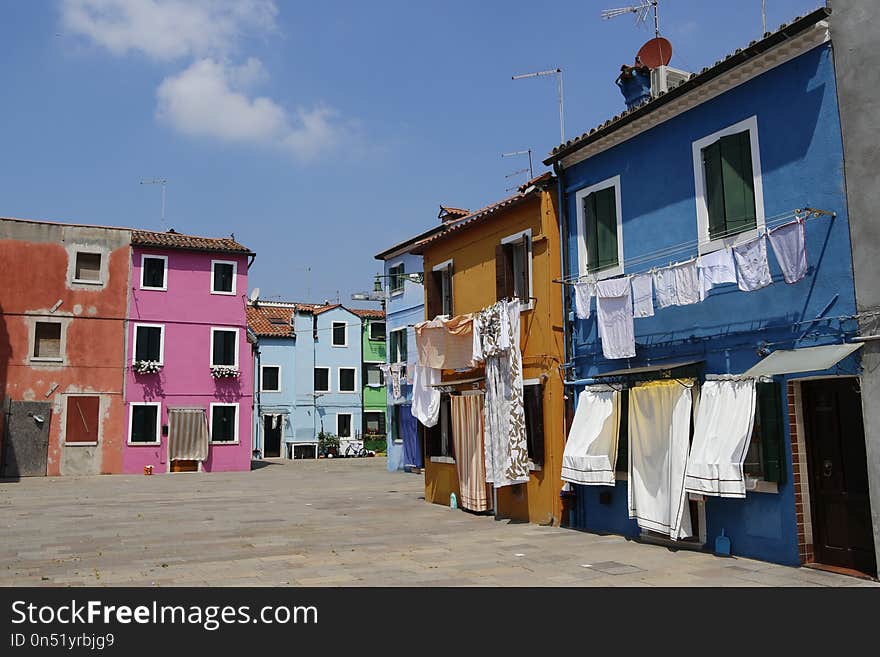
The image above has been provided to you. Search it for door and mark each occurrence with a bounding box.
[801,379,876,576]
[1,400,52,477]
[263,415,282,458]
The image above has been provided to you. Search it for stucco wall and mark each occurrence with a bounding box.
[253,336,295,454]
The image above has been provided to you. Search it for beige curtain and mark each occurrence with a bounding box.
[450,393,493,512]
[168,408,209,462]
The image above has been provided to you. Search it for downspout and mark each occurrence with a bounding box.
[254,342,261,458]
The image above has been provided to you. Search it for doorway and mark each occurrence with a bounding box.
[801,378,876,577]
[1,400,52,477]
[263,415,282,458]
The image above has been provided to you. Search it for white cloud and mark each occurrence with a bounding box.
[61,0,277,61]
[156,59,349,161]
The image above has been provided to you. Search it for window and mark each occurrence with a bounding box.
[425,394,453,460]
[210,328,238,367]
[498,230,533,307]
[390,405,403,444]
[389,329,408,364]
[693,116,764,252]
[141,255,167,290]
[65,396,100,444]
[743,381,786,484]
[211,260,236,295]
[33,322,62,360]
[261,366,280,392]
[575,176,623,278]
[134,324,164,364]
[389,263,405,294]
[523,382,544,465]
[369,321,386,341]
[314,367,330,393]
[339,367,357,392]
[337,413,353,439]
[210,404,238,443]
[331,321,347,347]
[74,252,102,283]
[364,411,386,437]
[365,364,384,387]
[129,403,160,444]
[427,261,453,318]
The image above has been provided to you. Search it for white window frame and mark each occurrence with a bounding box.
[388,261,405,296]
[72,251,104,285]
[210,259,238,295]
[338,366,358,393]
[140,254,168,291]
[575,174,624,280]
[692,115,766,255]
[336,412,353,439]
[369,321,386,341]
[127,401,161,446]
[30,319,66,363]
[432,259,454,318]
[388,327,407,364]
[261,365,281,392]
[209,402,239,445]
[314,366,331,393]
[132,323,165,365]
[331,321,348,347]
[210,327,239,368]
[501,229,534,311]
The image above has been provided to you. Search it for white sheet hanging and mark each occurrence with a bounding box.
[595,277,635,359]
[574,279,595,320]
[631,273,655,318]
[411,364,440,427]
[652,267,677,309]
[733,235,772,291]
[768,218,807,284]
[561,386,620,486]
[684,378,757,498]
[697,247,737,300]
[671,259,700,306]
[628,380,694,540]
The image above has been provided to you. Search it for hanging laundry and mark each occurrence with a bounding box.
[672,259,700,306]
[411,364,440,427]
[697,247,737,300]
[472,313,483,363]
[630,273,654,318]
[573,279,595,320]
[389,364,402,400]
[732,235,772,291]
[450,393,493,512]
[768,218,807,284]
[399,404,422,469]
[595,277,635,359]
[561,386,621,486]
[414,314,475,370]
[271,414,281,430]
[652,266,677,309]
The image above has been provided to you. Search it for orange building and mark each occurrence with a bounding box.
[411,174,566,525]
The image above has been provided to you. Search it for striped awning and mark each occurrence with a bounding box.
[168,408,209,462]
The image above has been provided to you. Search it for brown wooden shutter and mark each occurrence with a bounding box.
[496,244,513,301]
[425,269,441,320]
[66,396,100,443]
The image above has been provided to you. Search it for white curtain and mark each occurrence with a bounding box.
[685,378,756,498]
[561,386,620,486]
[628,380,693,540]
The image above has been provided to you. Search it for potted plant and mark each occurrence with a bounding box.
[132,360,162,374]
[317,431,340,458]
[210,365,240,378]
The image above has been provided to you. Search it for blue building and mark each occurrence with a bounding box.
[247,301,366,459]
[546,8,876,575]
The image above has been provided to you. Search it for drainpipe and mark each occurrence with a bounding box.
[553,161,572,395]
[254,343,262,458]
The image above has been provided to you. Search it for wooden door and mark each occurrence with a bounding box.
[1,400,51,477]
[802,379,876,576]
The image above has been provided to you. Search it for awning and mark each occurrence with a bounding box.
[592,360,703,379]
[744,343,862,378]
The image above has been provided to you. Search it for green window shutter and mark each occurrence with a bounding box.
[584,194,600,273]
[703,141,727,240]
[719,130,757,234]
[595,187,619,270]
[756,381,786,484]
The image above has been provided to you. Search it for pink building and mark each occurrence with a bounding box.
[122,229,254,474]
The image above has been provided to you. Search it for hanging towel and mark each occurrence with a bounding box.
[411,364,440,427]
[652,267,678,309]
[768,218,807,284]
[389,364,402,400]
[414,315,475,370]
[595,277,636,359]
[400,403,423,469]
[672,259,700,306]
[628,380,694,540]
[697,247,737,300]
[574,279,595,320]
[631,273,654,318]
[451,393,493,512]
[561,386,621,486]
[685,378,757,498]
[732,235,772,291]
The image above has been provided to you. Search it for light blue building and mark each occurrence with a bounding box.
[545,8,876,575]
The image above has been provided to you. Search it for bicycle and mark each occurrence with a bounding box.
[343,442,368,458]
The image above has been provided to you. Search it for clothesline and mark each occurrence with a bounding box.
[554,207,834,285]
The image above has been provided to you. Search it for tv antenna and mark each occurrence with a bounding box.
[512,69,564,143]
[602,0,661,39]
[502,150,534,191]
[140,178,168,229]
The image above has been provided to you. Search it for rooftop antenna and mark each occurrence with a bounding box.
[502,149,534,190]
[512,69,564,143]
[762,0,767,36]
[140,178,168,230]
[602,0,660,39]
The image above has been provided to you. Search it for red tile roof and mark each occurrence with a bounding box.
[348,308,385,319]
[132,229,253,254]
[246,305,295,338]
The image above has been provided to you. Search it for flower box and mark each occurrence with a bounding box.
[211,365,240,379]
[132,360,162,374]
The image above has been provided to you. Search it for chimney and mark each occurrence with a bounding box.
[438,206,470,224]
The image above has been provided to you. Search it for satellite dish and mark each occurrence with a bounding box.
[248,288,261,303]
[637,36,672,69]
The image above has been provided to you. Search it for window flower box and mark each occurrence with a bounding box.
[132,360,162,374]
[211,365,240,379]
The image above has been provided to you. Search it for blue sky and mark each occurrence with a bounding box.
[1,0,822,306]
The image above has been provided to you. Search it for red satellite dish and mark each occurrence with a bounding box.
[637,37,673,69]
